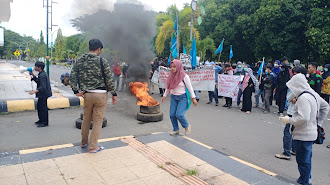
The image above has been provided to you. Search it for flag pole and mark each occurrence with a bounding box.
[218,52,221,63]
[259,57,265,82]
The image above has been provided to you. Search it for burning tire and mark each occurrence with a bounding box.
[137,112,163,122]
[140,104,160,114]
[75,118,108,129]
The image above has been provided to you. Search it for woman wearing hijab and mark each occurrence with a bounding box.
[321,64,330,103]
[161,59,198,136]
[240,68,259,113]
[234,61,245,106]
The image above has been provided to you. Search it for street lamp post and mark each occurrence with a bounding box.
[190,0,197,41]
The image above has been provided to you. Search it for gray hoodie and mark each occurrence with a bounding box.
[286,74,329,141]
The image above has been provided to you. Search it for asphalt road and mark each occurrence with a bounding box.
[1,60,330,184]
[7,59,72,84]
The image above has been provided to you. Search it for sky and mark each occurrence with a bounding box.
[0,0,191,42]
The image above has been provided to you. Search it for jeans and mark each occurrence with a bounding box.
[194,90,199,100]
[208,85,219,104]
[293,140,313,185]
[237,88,243,106]
[170,94,189,131]
[283,123,294,156]
[255,89,265,107]
[113,75,120,91]
[285,89,290,110]
[37,98,49,124]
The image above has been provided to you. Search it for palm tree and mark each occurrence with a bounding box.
[155,5,201,55]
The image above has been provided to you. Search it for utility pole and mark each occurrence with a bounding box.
[46,0,49,77]
[43,0,57,77]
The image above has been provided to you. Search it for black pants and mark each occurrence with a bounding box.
[241,87,253,112]
[37,98,49,124]
[321,93,329,104]
[269,84,276,105]
[277,88,287,113]
[225,97,232,106]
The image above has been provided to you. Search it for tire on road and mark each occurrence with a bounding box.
[140,105,160,114]
[75,118,108,129]
[137,112,163,122]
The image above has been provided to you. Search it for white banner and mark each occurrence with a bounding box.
[151,70,159,85]
[180,53,191,68]
[218,74,242,101]
[159,66,215,91]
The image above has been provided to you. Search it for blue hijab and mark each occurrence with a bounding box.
[272,60,281,76]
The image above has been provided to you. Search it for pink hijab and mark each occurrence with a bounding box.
[166,59,186,90]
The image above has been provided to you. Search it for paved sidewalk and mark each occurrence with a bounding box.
[0,133,291,185]
[0,61,82,112]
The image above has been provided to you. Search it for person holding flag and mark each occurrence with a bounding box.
[254,59,265,108]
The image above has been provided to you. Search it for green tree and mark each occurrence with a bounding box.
[54,28,65,60]
[65,34,85,57]
[40,30,44,44]
[155,6,200,56]
[35,44,47,58]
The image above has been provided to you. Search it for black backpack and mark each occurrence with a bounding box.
[298,91,325,144]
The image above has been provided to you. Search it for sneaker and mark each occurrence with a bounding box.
[215,103,219,106]
[196,99,200,102]
[170,130,179,136]
[228,105,232,109]
[279,113,284,117]
[263,110,270,114]
[275,153,290,160]
[253,105,258,108]
[222,104,228,107]
[290,151,296,156]
[206,102,212,104]
[185,124,191,135]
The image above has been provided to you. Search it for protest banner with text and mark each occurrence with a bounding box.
[159,67,215,91]
[217,74,243,101]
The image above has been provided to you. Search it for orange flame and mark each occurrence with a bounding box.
[129,82,159,106]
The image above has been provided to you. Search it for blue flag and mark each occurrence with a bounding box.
[229,45,233,59]
[190,36,197,67]
[183,45,187,54]
[170,15,179,58]
[258,60,265,77]
[168,53,171,66]
[172,48,178,59]
[215,39,224,55]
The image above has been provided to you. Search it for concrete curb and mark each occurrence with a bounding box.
[0,96,84,113]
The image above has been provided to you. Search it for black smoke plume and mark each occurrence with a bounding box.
[71,0,157,82]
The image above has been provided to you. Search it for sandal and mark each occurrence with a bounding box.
[81,144,88,148]
[90,146,104,153]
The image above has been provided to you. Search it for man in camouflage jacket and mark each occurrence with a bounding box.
[70,39,117,153]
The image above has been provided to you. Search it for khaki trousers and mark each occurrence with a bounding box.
[81,93,108,150]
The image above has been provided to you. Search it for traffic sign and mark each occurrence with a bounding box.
[14,50,20,56]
